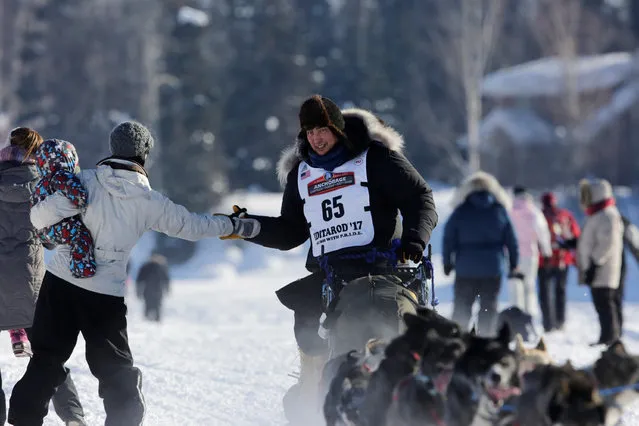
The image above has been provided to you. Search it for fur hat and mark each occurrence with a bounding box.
[298,95,345,137]
[109,121,154,160]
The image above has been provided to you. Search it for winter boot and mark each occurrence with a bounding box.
[283,348,327,425]
[9,329,32,357]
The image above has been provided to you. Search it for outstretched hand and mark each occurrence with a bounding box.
[227,217,261,240]
[215,205,260,240]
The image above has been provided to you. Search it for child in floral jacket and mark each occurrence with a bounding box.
[31,139,96,278]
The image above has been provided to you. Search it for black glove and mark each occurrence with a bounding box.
[229,205,248,218]
[444,264,453,276]
[584,263,597,286]
[557,238,578,250]
[508,270,525,280]
[396,240,424,263]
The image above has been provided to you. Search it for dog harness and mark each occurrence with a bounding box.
[391,359,446,426]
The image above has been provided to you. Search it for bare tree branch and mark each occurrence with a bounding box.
[460,0,505,174]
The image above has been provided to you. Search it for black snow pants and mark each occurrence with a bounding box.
[591,287,621,345]
[617,261,626,332]
[537,267,568,332]
[144,295,163,322]
[8,272,144,426]
[0,333,85,424]
[452,276,501,336]
[276,273,327,356]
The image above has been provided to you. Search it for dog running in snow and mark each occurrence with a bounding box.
[322,338,388,426]
[384,327,466,426]
[516,361,606,426]
[445,323,521,426]
[359,308,463,426]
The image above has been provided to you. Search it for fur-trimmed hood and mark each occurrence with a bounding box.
[450,171,512,210]
[276,108,404,187]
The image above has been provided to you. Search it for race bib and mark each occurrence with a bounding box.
[298,151,375,257]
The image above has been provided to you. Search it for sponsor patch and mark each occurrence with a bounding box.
[308,172,355,196]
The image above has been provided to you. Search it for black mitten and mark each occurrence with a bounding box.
[584,263,597,286]
[444,264,454,276]
[396,240,424,263]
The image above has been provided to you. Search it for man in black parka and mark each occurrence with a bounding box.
[232,95,438,422]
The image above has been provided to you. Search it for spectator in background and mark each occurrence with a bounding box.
[576,178,623,346]
[0,127,86,426]
[136,253,171,322]
[538,192,580,332]
[443,171,519,336]
[616,216,639,335]
[509,186,552,316]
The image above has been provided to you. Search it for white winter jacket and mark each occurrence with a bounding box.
[576,179,623,289]
[31,160,234,297]
[510,194,553,259]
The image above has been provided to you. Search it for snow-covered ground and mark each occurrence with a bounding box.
[4,188,639,425]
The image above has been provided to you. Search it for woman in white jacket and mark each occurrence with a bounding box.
[509,186,552,316]
[577,178,623,346]
[8,122,260,426]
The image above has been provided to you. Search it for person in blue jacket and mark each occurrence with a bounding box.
[443,171,519,336]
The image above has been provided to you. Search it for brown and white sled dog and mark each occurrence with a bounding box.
[514,333,553,378]
[516,361,606,426]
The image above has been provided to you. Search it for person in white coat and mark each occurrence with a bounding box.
[509,186,552,316]
[576,178,623,346]
[8,121,260,426]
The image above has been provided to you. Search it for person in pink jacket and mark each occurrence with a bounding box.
[509,186,552,316]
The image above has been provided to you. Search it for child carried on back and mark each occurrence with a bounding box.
[31,139,96,278]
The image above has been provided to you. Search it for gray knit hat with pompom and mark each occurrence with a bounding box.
[109,121,154,159]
